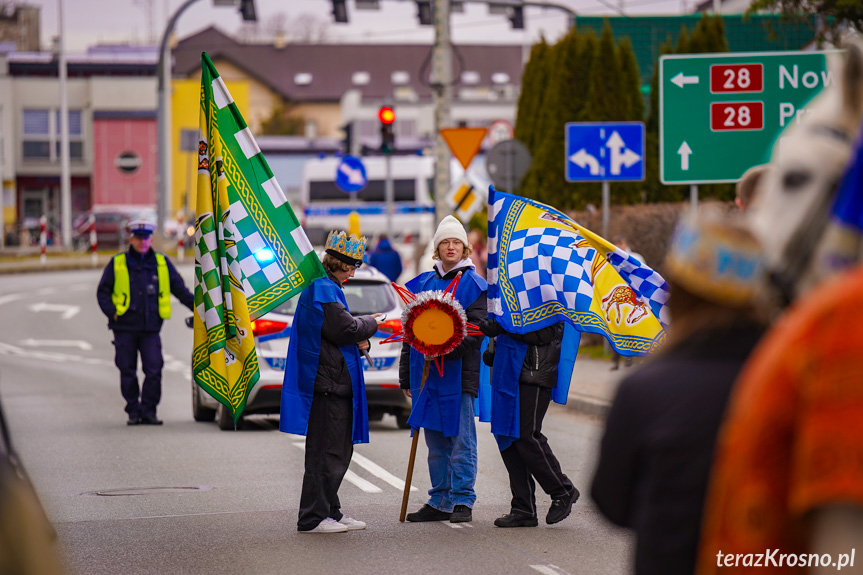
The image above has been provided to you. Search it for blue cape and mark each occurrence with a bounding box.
[405,268,488,437]
[279,276,370,444]
[491,323,579,450]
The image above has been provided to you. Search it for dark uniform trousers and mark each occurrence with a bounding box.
[297,392,353,531]
[500,384,575,518]
[113,331,163,419]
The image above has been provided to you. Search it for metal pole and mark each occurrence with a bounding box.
[57,0,71,249]
[601,180,610,239]
[432,0,452,227]
[385,153,394,235]
[690,184,698,214]
[157,0,201,238]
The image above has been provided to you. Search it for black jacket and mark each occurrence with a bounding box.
[315,272,379,397]
[481,321,564,388]
[96,247,194,332]
[398,264,487,397]
[590,322,763,575]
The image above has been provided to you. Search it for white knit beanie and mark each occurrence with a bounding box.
[433,215,469,250]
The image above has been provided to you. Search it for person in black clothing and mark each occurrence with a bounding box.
[479,319,579,528]
[280,231,386,533]
[96,220,194,426]
[590,214,766,575]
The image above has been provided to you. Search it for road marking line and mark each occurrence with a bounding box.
[529,566,561,575]
[292,442,382,493]
[351,452,417,492]
[443,521,463,529]
[0,294,24,306]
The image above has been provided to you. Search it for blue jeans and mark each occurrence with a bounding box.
[424,393,477,512]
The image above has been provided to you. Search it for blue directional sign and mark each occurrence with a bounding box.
[565,122,645,182]
[334,155,368,193]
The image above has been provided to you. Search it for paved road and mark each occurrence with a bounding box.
[0,268,633,575]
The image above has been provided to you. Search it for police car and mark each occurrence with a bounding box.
[191,265,410,430]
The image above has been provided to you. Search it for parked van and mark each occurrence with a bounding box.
[300,155,435,246]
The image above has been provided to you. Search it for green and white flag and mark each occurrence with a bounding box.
[193,52,324,422]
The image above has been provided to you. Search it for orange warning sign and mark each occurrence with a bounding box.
[440,127,488,170]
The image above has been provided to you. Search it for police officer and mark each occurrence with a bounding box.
[96,220,194,425]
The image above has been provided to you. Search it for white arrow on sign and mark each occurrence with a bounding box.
[678,141,693,171]
[338,163,366,185]
[606,131,642,175]
[569,149,600,176]
[28,302,81,319]
[671,72,700,88]
[20,339,93,351]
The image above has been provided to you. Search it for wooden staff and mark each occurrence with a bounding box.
[399,357,431,522]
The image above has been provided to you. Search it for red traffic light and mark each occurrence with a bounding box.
[378,106,395,125]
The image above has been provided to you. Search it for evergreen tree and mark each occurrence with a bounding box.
[582,21,626,122]
[514,38,551,154]
[618,37,644,121]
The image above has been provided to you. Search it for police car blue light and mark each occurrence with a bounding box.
[254,248,275,263]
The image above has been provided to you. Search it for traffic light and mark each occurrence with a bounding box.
[379,106,395,155]
[341,122,353,156]
[239,0,257,21]
[331,0,348,23]
[416,0,433,26]
[509,6,524,29]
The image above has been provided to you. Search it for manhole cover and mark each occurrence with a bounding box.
[91,486,213,496]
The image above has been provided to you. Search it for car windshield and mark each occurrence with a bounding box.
[271,280,395,316]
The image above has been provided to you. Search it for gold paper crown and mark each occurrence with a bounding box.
[325,230,367,264]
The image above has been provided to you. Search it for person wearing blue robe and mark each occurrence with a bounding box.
[399,216,487,524]
[479,318,580,528]
[280,231,385,534]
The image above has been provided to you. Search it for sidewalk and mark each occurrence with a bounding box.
[566,356,626,417]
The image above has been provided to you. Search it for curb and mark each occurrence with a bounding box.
[565,392,611,418]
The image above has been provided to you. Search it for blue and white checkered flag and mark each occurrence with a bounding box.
[486,187,668,355]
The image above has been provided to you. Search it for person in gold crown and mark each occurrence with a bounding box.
[280,231,386,534]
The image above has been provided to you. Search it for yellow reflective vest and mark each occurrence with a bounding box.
[111,252,171,319]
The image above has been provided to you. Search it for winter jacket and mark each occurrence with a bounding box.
[398,263,487,398]
[315,273,379,397]
[96,247,194,332]
[481,320,564,388]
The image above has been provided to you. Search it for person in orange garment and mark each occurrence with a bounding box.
[696,264,863,574]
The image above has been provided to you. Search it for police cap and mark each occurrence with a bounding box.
[128,220,156,237]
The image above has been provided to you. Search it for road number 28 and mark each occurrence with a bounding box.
[710,101,764,131]
[710,63,764,93]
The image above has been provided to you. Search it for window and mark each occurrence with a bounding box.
[491,72,511,85]
[22,109,84,161]
[391,71,410,85]
[461,71,480,85]
[352,71,370,86]
[294,73,313,85]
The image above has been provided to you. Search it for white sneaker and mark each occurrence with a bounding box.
[337,515,367,531]
[300,518,348,533]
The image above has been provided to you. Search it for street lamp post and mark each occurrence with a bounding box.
[156,0,201,238]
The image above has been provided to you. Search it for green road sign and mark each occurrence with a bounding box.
[660,50,838,184]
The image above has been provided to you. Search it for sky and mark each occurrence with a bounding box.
[29,0,691,53]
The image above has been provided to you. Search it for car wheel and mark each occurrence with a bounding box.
[191,382,216,422]
[368,408,384,422]
[217,403,240,431]
[395,409,411,430]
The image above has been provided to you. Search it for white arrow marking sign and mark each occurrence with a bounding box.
[606,131,642,175]
[569,149,600,176]
[28,302,81,319]
[678,141,693,171]
[20,339,93,351]
[338,163,366,185]
[671,72,700,88]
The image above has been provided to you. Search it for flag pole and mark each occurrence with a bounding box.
[399,358,431,522]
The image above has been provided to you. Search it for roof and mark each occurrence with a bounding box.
[174,26,524,102]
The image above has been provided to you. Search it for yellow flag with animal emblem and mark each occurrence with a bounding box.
[193,53,324,424]
[487,186,668,355]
